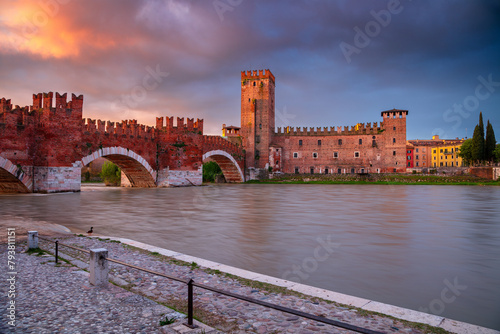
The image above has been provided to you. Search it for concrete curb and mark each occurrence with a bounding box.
[92,236,499,334]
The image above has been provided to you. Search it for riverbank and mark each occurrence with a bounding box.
[248,173,500,186]
[2,223,498,333]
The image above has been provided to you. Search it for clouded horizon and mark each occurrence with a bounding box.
[1,0,499,139]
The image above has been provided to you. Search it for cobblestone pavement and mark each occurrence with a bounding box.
[1,236,447,334]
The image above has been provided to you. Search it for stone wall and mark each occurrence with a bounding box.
[469,167,500,180]
[33,165,81,193]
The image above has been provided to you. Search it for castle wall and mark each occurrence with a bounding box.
[270,110,408,174]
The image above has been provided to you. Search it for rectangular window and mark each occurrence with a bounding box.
[312,152,318,158]
[359,139,362,145]
[393,151,396,156]
[416,162,419,167]
[293,152,298,158]
[393,138,396,143]
[294,167,299,174]
[338,139,342,145]
[451,162,454,167]
[354,152,360,158]
[299,140,302,146]
[324,168,329,174]
[310,167,314,174]
[318,140,321,146]
[416,155,419,160]
[433,149,436,154]
[351,168,355,174]
[407,156,411,160]
[440,162,443,167]
[440,149,443,153]
[416,148,419,153]
[333,152,338,158]
[338,168,342,174]
[361,168,365,173]
[408,162,411,167]
[407,150,411,154]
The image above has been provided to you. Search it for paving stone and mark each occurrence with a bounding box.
[0,237,454,334]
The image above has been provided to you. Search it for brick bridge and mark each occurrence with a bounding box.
[0,92,245,193]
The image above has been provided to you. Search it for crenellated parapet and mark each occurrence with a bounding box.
[241,69,275,84]
[156,116,204,134]
[275,121,382,136]
[31,92,83,113]
[83,118,155,140]
[0,103,34,127]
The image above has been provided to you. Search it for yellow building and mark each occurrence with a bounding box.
[431,139,465,168]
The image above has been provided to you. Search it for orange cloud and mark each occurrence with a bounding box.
[0,0,117,59]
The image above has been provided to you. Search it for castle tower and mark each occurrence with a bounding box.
[380,109,408,172]
[240,69,276,169]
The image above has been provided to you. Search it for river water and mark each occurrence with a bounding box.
[1,184,499,330]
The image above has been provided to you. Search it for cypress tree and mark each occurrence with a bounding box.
[478,112,485,139]
[472,112,486,163]
[471,124,484,165]
[485,120,496,162]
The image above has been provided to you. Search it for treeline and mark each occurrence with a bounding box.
[459,112,499,166]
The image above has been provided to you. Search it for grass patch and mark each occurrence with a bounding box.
[248,173,500,186]
[159,316,176,326]
[26,248,47,256]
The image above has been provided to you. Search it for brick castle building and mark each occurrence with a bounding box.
[230,69,409,177]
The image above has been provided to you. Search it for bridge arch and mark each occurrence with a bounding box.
[0,157,33,193]
[81,147,156,187]
[202,150,244,183]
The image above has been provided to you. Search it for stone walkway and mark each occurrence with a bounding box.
[1,235,449,334]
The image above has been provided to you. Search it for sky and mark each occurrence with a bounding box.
[0,0,499,139]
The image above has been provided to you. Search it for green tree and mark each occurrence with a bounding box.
[471,125,484,165]
[101,161,121,186]
[202,161,222,182]
[458,138,473,166]
[494,144,500,163]
[485,120,496,162]
[471,112,485,164]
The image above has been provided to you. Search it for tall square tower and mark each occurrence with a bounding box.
[240,69,275,169]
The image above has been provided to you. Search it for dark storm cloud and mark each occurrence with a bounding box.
[0,0,499,137]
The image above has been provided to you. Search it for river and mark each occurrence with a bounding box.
[1,184,499,330]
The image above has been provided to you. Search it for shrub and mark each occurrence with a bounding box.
[101,161,121,186]
[202,161,222,182]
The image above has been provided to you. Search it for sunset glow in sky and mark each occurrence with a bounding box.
[1,0,499,138]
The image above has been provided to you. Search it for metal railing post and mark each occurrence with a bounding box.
[55,240,59,264]
[185,279,197,329]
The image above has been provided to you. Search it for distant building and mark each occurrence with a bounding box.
[406,145,414,168]
[222,124,242,146]
[407,135,466,170]
[238,69,409,176]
